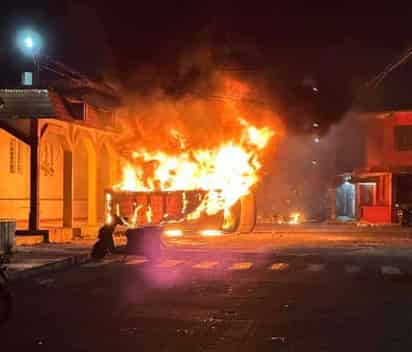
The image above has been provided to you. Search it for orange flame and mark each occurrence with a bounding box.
[114,117,274,219]
[289,212,302,225]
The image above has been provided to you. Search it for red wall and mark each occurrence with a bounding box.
[366,112,412,169]
[361,206,391,223]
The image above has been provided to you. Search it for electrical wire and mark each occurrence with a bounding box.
[366,47,412,89]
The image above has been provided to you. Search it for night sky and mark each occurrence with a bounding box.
[2,1,412,129]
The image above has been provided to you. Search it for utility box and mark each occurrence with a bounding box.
[0,219,16,254]
[125,226,163,258]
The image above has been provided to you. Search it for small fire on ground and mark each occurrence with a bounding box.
[289,212,302,225]
[275,212,303,225]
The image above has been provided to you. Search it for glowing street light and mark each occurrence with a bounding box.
[17,29,42,56]
[24,37,33,49]
[16,29,43,84]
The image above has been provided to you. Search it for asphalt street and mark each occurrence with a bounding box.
[3,245,412,351]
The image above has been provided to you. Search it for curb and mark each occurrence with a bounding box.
[8,253,91,281]
[254,230,412,239]
[15,235,44,246]
[253,224,412,235]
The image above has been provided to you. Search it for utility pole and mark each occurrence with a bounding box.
[28,119,39,232]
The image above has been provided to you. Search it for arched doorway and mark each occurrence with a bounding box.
[39,131,72,228]
[73,135,97,226]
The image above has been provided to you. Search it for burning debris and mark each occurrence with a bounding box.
[274,212,304,225]
[289,212,302,225]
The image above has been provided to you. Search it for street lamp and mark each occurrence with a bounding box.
[24,37,34,49]
[16,29,42,84]
[17,29,42,55]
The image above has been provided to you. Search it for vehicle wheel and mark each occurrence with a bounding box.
[0,286,12,325]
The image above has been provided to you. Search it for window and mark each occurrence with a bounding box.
[69,102,87,120]
[21,71,33,86]
[100,110,115,127]
[9,138,23,174]
[358,183,376,206]
[394,125,412,151]
[395,174,412,204]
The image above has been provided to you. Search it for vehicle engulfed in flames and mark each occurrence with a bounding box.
[104,188,256,235]
[105,94,276,236]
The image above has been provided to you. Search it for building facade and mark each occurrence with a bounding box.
[0,84,125,237]
[335,110,412,223]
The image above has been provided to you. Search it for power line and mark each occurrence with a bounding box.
[366,47,412,89]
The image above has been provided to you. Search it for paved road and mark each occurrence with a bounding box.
[3,249,412,351]
[165,229,412,260]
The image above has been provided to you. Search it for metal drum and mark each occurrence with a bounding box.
[125,225,163,258]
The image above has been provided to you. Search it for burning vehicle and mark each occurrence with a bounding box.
[105,117,275,236]
[104,75,280,236]
[104,189,257,235]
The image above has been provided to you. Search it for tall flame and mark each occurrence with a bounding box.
[114,117,274,218]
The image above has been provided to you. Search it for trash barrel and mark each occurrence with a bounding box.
[125,226,163,259]
[0,219,16,254]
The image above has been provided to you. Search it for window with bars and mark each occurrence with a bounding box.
[9,138,23,174]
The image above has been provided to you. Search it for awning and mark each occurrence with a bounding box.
[0,89,57,119]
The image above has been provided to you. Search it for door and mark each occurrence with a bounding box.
[336,182,355,219]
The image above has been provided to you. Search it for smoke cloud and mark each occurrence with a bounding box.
[116,44,283,157]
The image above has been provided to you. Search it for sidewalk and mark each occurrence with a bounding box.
[6,241,92,280]
[5,238,126,280]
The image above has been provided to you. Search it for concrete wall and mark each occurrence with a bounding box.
[73,139,89,222]
[39,132,64,223]
[0,119,121,230]
[0,129,30,221]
